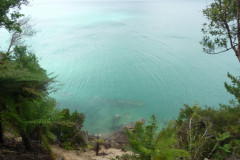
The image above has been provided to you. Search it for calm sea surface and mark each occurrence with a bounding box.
[0,0,239,134]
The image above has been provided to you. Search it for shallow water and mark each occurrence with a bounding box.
[0,0,239,134]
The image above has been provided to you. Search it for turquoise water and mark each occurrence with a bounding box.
[0,0,239,134]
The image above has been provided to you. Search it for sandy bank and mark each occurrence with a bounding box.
[52,145,131,160]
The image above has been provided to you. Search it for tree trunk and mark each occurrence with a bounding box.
[21,133,31,150]
[96,142,99,155]
[0,118,3,143]
[237,0,240,62]
[238,55,240,62]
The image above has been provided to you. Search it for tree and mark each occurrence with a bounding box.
[0,46,57,149]
[0,0,29,32]
[201,0,240,62]
[6,17,36,54]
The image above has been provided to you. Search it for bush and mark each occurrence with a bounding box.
[126,115,189,160]
[51,109,85,149]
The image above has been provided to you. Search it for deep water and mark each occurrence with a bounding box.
[0,0,239,134]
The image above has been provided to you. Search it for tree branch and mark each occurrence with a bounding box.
[188,117,192,151]
[6,17,36,56]
[222,2,238,54]
[208,44,237,54]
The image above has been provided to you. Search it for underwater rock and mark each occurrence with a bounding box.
[106,99,143,107]
[112,114,121,131]
[115,114,120,119]
[88,96,143,108]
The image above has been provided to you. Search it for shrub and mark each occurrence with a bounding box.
[51,109,85,149]
[126,115,189,160]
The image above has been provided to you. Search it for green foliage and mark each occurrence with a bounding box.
[50,109,85,149]
[13,46,45,74]
[94,138,104,155]
[87,144,92,150]
[200,0,237,55]
[153,121,190,160]
[63,141,74,150]
[176,103,240,159]
[0,45,60,154]
[126,115,157,159]
[122,73,240,160]
[42,134,53,156]
[0,46,55,103]
[0,0,29,32]
[224,73,240,101]
[126,115,189,160]
[0,0,87,156]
